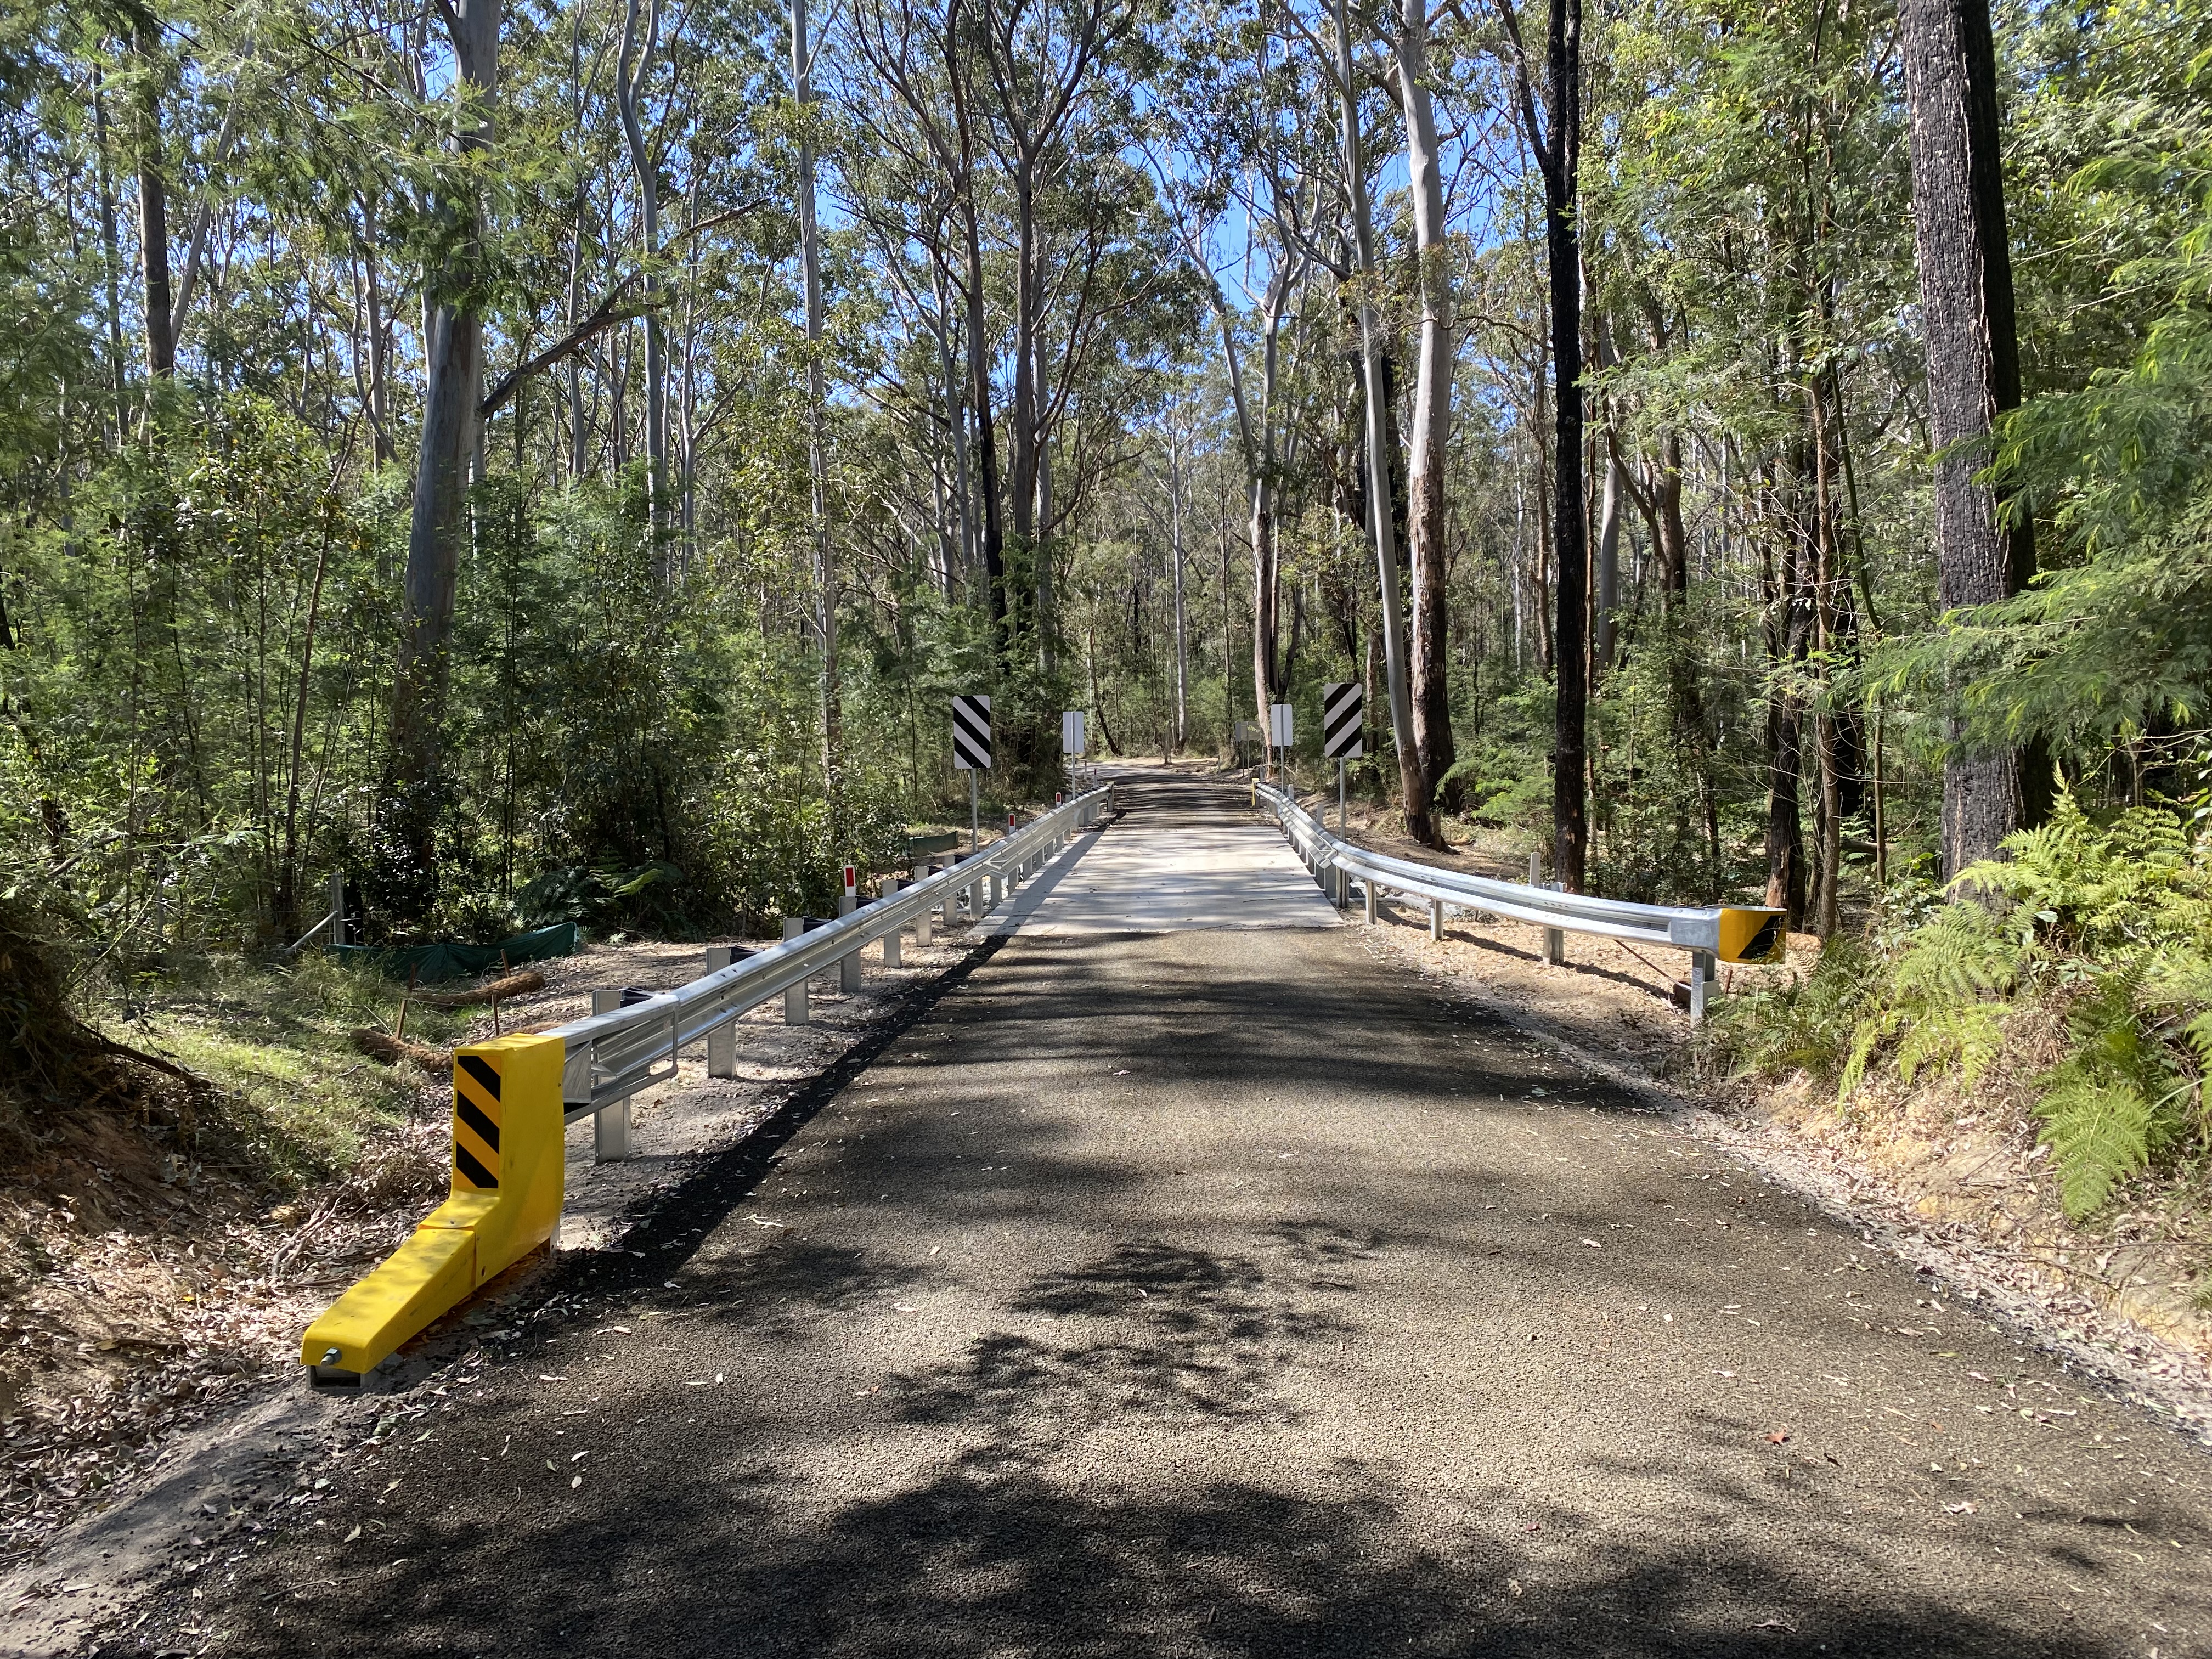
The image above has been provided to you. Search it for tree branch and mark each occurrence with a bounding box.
[478,276,661,419]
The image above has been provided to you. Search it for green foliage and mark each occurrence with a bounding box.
[1873,7,2212,751]
[1841,902,2022,1098]
[1723,790,2212,1222]
[2030,965,2186,1220]
[1698,935,1877,1086]
[1955,789,2212,956]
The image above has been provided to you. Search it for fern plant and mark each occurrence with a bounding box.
[2030,965,2193,1218]
[1840,902,2024,1100]
[1728,786,2212,1222]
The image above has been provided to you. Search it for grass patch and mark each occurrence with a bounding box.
[124,953,470,1193]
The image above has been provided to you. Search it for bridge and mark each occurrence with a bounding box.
[208,778,2212,1650]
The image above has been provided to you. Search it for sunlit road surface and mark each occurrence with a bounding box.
[211,776,2210,1658]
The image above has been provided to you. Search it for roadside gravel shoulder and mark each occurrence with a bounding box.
[1346,888,2212,1449]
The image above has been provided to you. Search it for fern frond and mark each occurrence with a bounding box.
[2034,1071,2154,1220]
[1896,1003,2007,1088]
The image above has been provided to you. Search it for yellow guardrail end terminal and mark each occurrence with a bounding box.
[418,1192,502,1230]
[1717,907,1788,965]
[301,1225,475,1375]
[301,1032,567,1380]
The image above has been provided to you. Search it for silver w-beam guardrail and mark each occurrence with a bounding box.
[1252,781,1783,1019]
[298,782,1115,1383]
[554,782,1116,1136]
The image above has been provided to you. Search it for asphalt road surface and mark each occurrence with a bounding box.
[202,776,2210,1657]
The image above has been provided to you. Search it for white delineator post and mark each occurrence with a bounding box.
[838,864,861,991]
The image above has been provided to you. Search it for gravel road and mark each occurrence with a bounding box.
[174,776,2212,1657]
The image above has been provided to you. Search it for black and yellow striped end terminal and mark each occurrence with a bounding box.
[1717,907,1788,965]
[453,1052,504,1190]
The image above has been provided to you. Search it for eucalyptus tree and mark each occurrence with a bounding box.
[392,0,503,898]
[1492,0,1584,888]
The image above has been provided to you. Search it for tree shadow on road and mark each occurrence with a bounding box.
[226,1452,2109,1659]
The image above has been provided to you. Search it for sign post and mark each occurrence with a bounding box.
[1061,709,1085,793]
[1269,702,1294,789]
[952,693,992,852]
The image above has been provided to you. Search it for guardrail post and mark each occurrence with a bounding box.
[586,989,634,1160]
[782,917,809,1024]
[989,871,1003,911]
[1363,876,1377,924]
[1527,854,1565,964]
[838,894,862,991]
[1430,897,1444,942]
[704,946,740,1077]
[916,868,934,946]
[881,877,903,965]
[1688,950,1714,1022]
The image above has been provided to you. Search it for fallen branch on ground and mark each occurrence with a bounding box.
[351,1028,450,1074]
[424,970,545,1009]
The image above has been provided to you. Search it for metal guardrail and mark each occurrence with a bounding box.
[549,783,1116,1135]
[1253,782,1782,1018]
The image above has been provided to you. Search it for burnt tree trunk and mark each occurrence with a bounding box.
[1900,0,2036,878]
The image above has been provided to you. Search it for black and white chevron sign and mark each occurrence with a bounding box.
[951,693,992,770]
[1322,682,1364,760]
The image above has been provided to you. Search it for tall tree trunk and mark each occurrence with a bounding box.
[1168,437,1188,750]
[944,13,1006,645]
[1594,448,1622,678]
[1009,161,1039,560]
[1542,0,1587,890]
[391,0,500,902]
[1393,0,1457,815]
[929,259,975,590]
[1334,0,1435,846]
[1498,0,1585,884]
[619,0,668,545]
[358,209,393,464]
[792,0,839,828]
[1810,380,1844,939]
[134,22,174,382]
[1900,0,2036,878]
[1034,326,1055,673]
[92,70,128,440]
[1763,458,1811,928]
